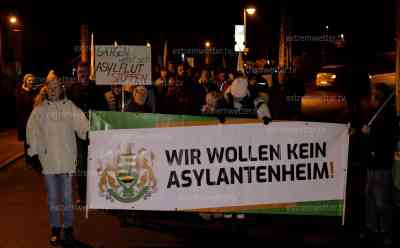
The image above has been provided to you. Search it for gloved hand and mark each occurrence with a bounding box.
[263,117,272,125]
[26,154,37,164]
[217,115,226,124]
[86,132,90,145]
[26,154,42,172]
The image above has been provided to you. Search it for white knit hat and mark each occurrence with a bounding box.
[230,77,249,98]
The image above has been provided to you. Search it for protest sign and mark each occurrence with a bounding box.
[87,112,348,216]
[95,46,151,85]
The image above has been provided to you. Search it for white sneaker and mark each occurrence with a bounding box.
[236,213,245,219]
[224,214,233,219]
[199,213,212,220]
[212,213,223,219]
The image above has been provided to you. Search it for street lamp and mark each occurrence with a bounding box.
[0,13,22,71]
[9,16,17,24]
[244,7,256,52]
[246,8,256,15]
[204,41,211,65]
[146,41,151,47]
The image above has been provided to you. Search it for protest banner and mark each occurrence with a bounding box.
[94,45,151,85]
[87,111,349,217]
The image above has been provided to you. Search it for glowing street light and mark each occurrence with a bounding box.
[204,41,211,65]
[146,41,151,47]
[9,16,17,24]
[245,8,256,15]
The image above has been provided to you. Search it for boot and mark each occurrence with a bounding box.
[63,227,75,246]
[49,227,61,246]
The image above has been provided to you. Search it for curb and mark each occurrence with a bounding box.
[0,152,24,169]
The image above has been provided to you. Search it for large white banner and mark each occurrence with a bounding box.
[87,122,349,211]
[94,45,151,85]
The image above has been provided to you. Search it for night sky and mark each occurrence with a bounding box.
[2,0,397,76]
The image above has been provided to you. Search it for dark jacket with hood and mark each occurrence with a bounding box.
[363,103,398,170]
[16,86,40,141]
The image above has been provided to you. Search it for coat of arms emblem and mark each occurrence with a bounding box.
[98,143,157,203]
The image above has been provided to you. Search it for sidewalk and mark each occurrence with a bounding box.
[0,129,24,169]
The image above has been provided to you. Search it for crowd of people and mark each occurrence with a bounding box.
[13,61,305,246]
[14,61,400,247]
[17,62,308,131]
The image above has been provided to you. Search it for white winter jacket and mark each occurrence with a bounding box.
[26,99,89,175]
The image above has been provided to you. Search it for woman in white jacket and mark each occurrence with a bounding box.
[26,79,88,246]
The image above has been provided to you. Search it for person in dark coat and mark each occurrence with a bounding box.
[163,66,199,115]
[283,73,305,120]
[66,62,107,207]
[197,69,218,107]
[16,74,40,166]
[67,62,108,113]
[360,83,397,246]
[125,86,152,113]
[154,68,169,113]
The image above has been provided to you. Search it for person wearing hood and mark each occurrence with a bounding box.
[26,79,89,246]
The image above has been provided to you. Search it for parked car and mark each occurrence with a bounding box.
[315,64,347,88]
[368,52,396,89]
[369,72,395,88]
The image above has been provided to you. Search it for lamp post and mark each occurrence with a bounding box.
[0,14,20,67]
[243,7,256,53]
[205,41,211,65]
[237,8,255,72]
[321,25,329,65]
[0,13,23,76]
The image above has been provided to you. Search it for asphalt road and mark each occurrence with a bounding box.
[301,85,349,123]
[0,158,366,248]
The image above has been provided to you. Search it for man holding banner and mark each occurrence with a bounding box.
[360,83,397,246]
[68,62,108,207]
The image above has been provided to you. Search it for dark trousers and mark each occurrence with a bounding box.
[365,169,393,233]
[23,139,28,160]
[76,137,88,204]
